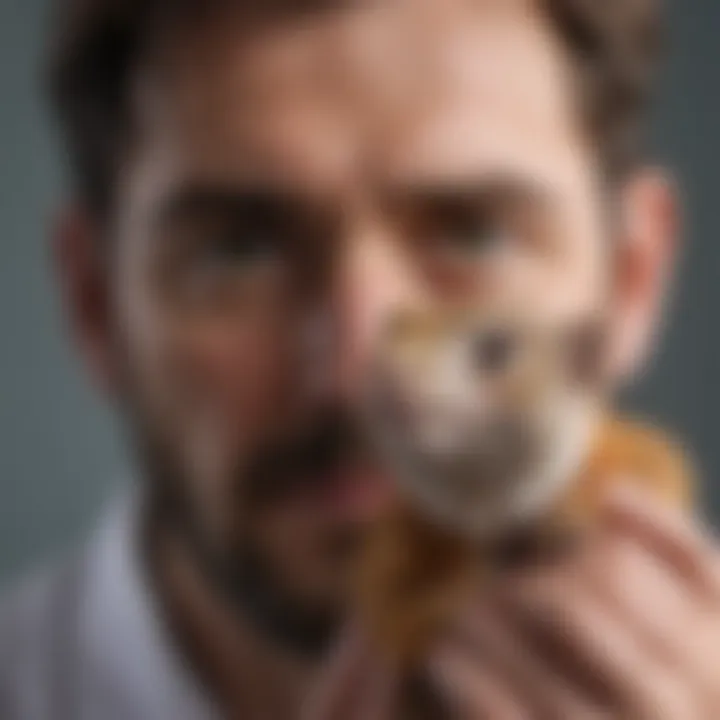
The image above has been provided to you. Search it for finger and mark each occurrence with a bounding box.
[354,659,399,720]
[301,624,394,720]
[582,537,720,712]
[500,571,699,720]
[301,626,365,719]
[451,604,607,719]
[428,643,528,720]
[602,483,720,599]
[580,535,694,660]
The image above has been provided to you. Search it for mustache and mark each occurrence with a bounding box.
[243,407,370,506]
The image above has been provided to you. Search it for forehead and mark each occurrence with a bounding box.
[130,0,591,199]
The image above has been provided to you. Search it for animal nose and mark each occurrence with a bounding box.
[472,327,517,374]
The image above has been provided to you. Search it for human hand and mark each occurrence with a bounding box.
[300,625,399,720]
[428,486,720,719]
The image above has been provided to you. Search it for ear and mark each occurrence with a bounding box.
[606,168,681,381]
[52,204,119,396]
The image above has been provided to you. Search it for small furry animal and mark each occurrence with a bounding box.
[356,306,694,666]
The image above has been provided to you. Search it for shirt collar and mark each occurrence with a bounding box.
[78,485,219,720]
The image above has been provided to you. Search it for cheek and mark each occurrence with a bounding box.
[180,321,292,430]
[155,318,297,447]
[125,308,303,537]
[119,275,300,468]
[510,220,607,324]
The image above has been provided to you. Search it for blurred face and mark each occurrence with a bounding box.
[59,0,675,637]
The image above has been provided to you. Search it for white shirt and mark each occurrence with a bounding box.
[0,489,219,720]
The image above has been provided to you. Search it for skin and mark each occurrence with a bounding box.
[52,0,720,717]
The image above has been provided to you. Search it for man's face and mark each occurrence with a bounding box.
[102,0,619,621]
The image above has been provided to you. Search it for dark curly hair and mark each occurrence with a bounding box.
[47,0,666,216]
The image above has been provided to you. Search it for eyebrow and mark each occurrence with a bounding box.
[154,184,311,230]
[381,173,557,213]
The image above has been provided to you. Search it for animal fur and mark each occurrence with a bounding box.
[356,308,694,666]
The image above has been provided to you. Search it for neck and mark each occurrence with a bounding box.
[144,518,315,720]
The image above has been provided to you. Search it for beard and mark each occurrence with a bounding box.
[121,391,376,659]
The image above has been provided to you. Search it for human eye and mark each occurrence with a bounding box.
[433,206,508,259]
[414,196,513,271]
[188,226,291,315]
[157,194,298,314]
[196,221,285,277]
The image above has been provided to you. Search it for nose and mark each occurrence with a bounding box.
[301,214,423,406]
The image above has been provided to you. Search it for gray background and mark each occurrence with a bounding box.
[0,0,718,585]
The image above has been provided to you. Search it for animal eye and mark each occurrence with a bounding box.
[473,329,517,374]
